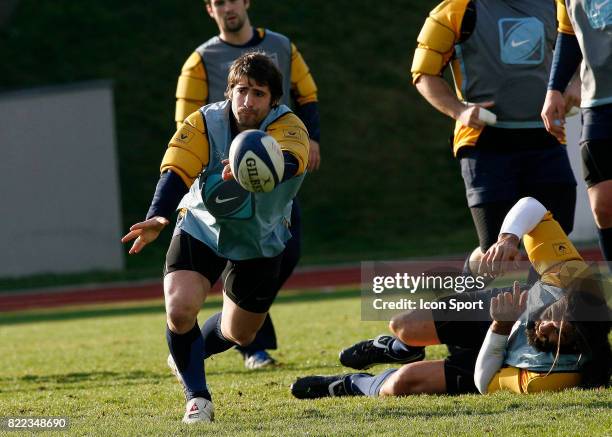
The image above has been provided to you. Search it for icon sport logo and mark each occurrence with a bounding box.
[498,17,545,65]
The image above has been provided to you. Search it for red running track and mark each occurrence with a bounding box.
[0,247,603,312]
[0,265,361,312]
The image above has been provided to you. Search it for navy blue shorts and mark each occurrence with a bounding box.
[581,140,612,187]
[459,145,576,207]
[164,230,283,313]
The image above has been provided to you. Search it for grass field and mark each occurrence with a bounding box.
[1,289,611,436]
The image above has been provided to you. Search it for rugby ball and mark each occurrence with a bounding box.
[229,130,284,193]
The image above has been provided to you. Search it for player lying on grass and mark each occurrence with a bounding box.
[291,197,611,398]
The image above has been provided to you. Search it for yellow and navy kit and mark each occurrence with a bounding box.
[162,109,309,188]
[486,366,581,393]
[555,0,612,108]
[486,212,588,393]
[150,102,309,260]
[175,28,319,140]
[551,0,612,144]
[523,211,587,287]
[412,0,559,155]
[145,106,309,223]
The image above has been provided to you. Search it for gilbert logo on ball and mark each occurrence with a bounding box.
[229,130,284,193]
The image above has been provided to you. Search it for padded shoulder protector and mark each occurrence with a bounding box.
[423,0,474,48]
[161,111,210,186]
[417,16,457,53]
[412,1,473,77]
[290,43,318,104]
[182,51,203,73]
[412,47,446,77]
[175,52,208,124]
[524,212,583,275]
[266,112,309,175]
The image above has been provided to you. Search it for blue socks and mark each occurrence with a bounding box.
[166,323,210,401]
[200,312,237,359]
[235,313,277,356]
[345,369,397,396]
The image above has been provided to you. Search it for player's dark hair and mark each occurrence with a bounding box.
[225,51,283,106]
[526,266,611,388]
[564,270,611,388]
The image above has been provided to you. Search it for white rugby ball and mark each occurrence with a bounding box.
[229,129,284,193]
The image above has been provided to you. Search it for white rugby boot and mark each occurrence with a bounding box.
[183,397,214,423]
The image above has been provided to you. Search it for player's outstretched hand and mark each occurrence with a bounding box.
[479,233,521,277]
[541,90,566,142]
[307,139,321,172]
[490,281,527,323]
[121,216,169,254]
[457,101,495,129]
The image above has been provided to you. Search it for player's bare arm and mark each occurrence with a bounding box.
[415,75,494,130]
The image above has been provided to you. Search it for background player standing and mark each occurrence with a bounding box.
[175,0,321,368]
[410,0,578,278]
[122,52,310,422]
[542,0,612,264]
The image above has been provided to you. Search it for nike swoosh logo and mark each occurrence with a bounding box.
[215,195,238,204]
[595,0,609,9]
[511,39,530,48]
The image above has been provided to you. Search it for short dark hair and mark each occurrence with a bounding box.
[225,51,284,106]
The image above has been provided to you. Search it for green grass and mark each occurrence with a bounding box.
[1,290,610,436]
[0,0,477,287]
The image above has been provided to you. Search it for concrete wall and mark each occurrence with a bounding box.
[0,81,124,276]
[566,113,597,243]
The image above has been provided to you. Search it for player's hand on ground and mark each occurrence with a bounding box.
[221,159,234,181]
[563,78,581,114]
[456,101,495,129]
[479,233,521,277]
[541,90,566,142]
[121,216,169,254]
[490,281,527,324]
[307,139,320,171]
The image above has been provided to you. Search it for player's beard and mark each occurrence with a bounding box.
[236,109,261,130]
[222,13,245,33]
